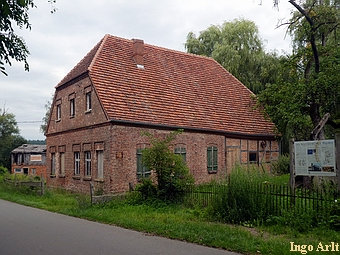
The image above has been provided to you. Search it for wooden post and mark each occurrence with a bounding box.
[336,132,340,193]
[41,174,45,196]
[90,183,94,204]
[289,138,296,205]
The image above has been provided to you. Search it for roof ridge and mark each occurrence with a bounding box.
[88,34,110,72]
[56,36,105,88]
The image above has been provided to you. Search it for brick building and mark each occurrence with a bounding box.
[11,144,47,178]
[46,35,279,194]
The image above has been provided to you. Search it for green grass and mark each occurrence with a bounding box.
[0,176,339,255]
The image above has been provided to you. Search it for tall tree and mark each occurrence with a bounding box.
[0,108,27,170]
[258,0,339,141]
[0,0,56,76]
[185,18,281,93]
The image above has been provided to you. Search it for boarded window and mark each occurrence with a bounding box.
[97,150,104,179]
[30,155,42,161]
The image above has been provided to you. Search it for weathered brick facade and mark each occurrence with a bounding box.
[46,35,280,194]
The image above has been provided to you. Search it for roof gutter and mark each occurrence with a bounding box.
[109,119,278,141]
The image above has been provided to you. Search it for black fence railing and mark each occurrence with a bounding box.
[183,183,338,217]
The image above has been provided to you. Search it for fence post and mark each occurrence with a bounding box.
[90,182,94,204]
[41,174,44,196]
[336,132,340,193]
[289,138,296,206]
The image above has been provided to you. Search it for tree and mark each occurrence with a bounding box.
[0,108,27,170]
[258,0,339,142]
[40,94,53,134]
[0,0,57,76]
[140,130,194,201]
[185,18,281,93]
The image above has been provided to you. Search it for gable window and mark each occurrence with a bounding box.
[56,104,61,121]
[51,153,56,176]
[74,152,80,175]
[249,152,258,164]
[207,146,218,173]
[136,148,150,180]
[70,98,75,117]
[174,147,186,162]
[85,151,91,176]
[97,150,104,179]
[86,92,92,112]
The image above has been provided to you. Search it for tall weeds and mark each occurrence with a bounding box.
[209,165,277,224]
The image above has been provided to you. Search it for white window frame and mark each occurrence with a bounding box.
[86,92,92,112]
[85,151,91,176]
[74,152,80,175]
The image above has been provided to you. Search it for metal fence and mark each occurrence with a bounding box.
[184,183,338,217]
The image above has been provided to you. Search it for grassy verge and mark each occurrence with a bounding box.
[0,177,339,255]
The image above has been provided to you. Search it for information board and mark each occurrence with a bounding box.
[294,140,336,176]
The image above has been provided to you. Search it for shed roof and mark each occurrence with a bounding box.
[12,144,46,154]
[57,34,276,138]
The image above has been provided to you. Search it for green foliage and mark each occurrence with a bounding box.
[141,129,194,201]
[0,108,27,169]
[0,0,35,75]
[0,165,8,175]
[0,1,57,75]
[329,200,340,231]
[135,178,157,200]
[258,1,340,141]
[271,154,290,175]
[208,166,274,224]
[185,18,281,94]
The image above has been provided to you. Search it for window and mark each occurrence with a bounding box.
[97,150,104,179]
[136,148,150,180]
[70,98,75,117]
[51,153,56,175]
[56,104,61,121]
[85,151,91,176]
[14,168,22,173]
[174,147,186,162]
[207,146,218,173]
[31,168,36,175]
[249,152,258,164]
[74,152,80,175]
[60,152,65,176]
[86,92,92,111]
[23,168,29,175]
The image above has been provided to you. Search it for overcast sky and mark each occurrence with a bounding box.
[1,0,295,140]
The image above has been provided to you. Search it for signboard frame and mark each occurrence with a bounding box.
[294,139,336,177]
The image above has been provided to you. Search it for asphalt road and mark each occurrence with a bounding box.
[0,199,240,255]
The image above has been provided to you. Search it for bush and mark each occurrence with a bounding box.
[141,130,194,201]
[135,178,157,200]
[329,200,340,231]
[271,154,290,175]
[209,166,274,224]
[0,166,8,175]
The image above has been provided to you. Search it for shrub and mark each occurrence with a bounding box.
[141,130,194,201]
[135,178,157,200]
[0,165,8,175]
[271,154,290,175]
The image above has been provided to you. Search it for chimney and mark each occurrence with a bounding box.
[132,39,144,68]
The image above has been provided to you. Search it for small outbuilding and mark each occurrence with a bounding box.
[11,144,47,178]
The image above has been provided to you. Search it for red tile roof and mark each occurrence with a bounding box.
[57,34,276,138]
